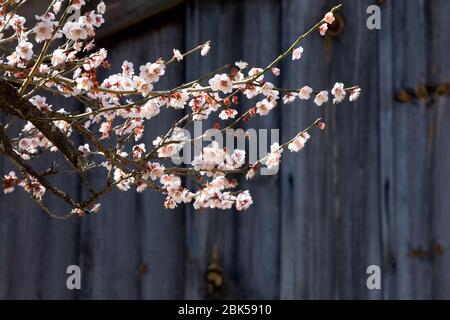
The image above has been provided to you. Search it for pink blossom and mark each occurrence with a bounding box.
[33,20,53,42]
[51,49,66,67]
[265,142,283,169]
[173,49,183,62]
[139,62,166,84]
[324,12,335,24]
[219,108,238,120]
[349,88,362,102]
[248,68,264,81]
[113,168,133,191]
[97,2,106,14]
[231,149,246,168]
[201,42,210,56]
[235,190,253,211]
[209,74,233,94]
[30,95,52,112]
[256,99,275,116]
[271,67,281,76]
[75,75,93,91]
[288,132,310,153]
[299,86,313,100]
[16,41,33,60]
[235,60,248,69]
[261,82,279,100]
[292,46,304,60]
[132,143,146,159]
[314,91,329,106]
[62,22,88,41]
[19,176,46,200]
[99,122,112,139]
[71,0,86,10]
[2,171,19,194]
[319,23,328,36]
[142,162,165,181]
[331,82,346,103]
[141,100,160,119]
[283,93,298,104]
[78,143,91,154]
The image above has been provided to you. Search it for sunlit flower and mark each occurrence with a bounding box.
[314,91,329,106]
[209,74,233,94]
[256,99,274,116]
[201,42,210,56]
[33,20,53,42]
[299,86,313,100]
[139,62,166,84]
[349,87,362,102]
[319,23,328,36]
[51,48,66,67]
[173,49,183,62]
[235,60,248,69]
[266,142,283,169]
[97,2,106,14]
[2,171,19,193]
[292,46,304,60]
[62,22,87,41]
[324,12,335,24]
[331,82,346,103]
[288,132,310,152]
[235,190,253,211]
[16,41,33,60]
[219,108,238,120]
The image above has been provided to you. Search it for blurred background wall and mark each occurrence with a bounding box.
[1,0,450,299]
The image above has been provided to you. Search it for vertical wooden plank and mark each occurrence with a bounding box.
[77,9,186,299]
[427,0,450,300]
[280,0,382,299]
[329,0,383,300]
[391,0,432,299]
[0,101,81,299]
[184,0,244,299]
[0,0,81,299]
[235,0,281,299]
[378,0,396,300]
[279,0,334,299]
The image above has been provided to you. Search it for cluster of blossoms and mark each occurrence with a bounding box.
[0,2,360,218]
[2,171,45,200]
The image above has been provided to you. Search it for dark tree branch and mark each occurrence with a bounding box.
[0,79,84,170]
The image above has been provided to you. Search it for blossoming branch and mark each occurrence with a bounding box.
[0,0,361,218]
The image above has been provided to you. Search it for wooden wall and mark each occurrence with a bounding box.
[1,0,449,299]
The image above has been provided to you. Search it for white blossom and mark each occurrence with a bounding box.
[292,46,304,60]
[314,91,329,106]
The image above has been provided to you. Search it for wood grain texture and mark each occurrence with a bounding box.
[183,0,245,299]
[96,0,186,39]
[77,8,186,299]
[428,0,450,299]
[1,0,450,299]
[0,96,81,299]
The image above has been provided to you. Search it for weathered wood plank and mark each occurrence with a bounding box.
[280,0,383,299]
[378,0,396,300]
[184,0,245,299]
[429,0,450,300]
[235,0,281,299]
[96,0,186,39]
[391,0,432,299]
[1,0,450,300]
[77,9,186,299]
[0,97,81,299]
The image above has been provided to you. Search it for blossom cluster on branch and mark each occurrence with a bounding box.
[0,0,360,218]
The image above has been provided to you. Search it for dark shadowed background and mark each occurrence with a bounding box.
[1,0,450,299]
